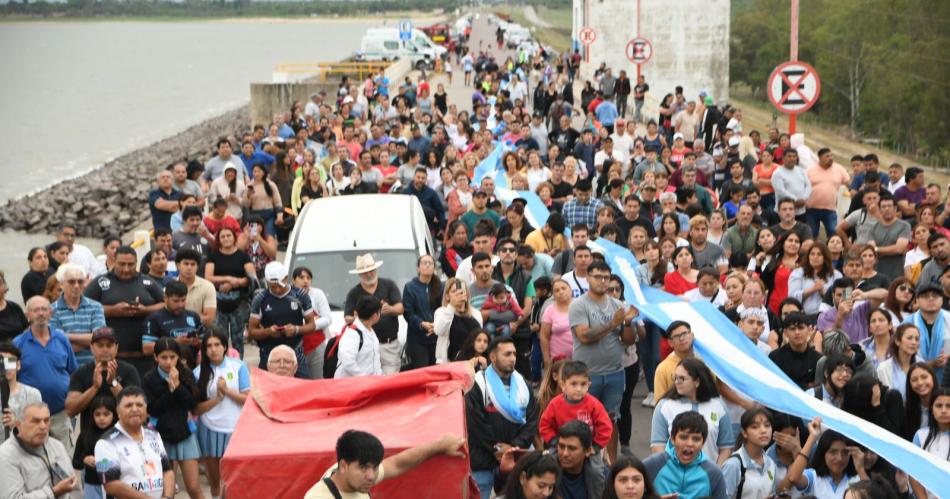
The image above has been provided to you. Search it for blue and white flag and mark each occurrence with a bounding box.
[494,188,950,495]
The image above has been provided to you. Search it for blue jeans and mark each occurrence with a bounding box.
[215,300,249,358]
[530,332,543,382]
[472,468,497,499]
[484,322,511,338]
[805,208,838,239]
[638,322,662,392]
[760,193,776,214]
[589,369,626,419]
[251,208,277,238]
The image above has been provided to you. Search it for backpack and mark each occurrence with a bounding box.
[727,453,746,498]
[323,325,362,379]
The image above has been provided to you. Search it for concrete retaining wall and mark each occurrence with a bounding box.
[573,0,730,107]
[248,57,413,128]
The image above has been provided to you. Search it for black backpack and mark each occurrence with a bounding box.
[727,453,747,498]
[323,325,363,379]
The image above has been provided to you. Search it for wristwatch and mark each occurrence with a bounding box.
[111,379,119,388]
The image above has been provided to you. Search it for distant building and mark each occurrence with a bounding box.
[572,0,730,109]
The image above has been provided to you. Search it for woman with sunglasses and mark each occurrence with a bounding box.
[882,278,916,328]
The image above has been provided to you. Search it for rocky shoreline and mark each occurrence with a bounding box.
[0,105,250,237]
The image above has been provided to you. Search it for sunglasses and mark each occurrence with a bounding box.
[498,247,517,254]
[607,286,621,293]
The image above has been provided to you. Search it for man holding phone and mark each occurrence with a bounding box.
[817,277,887,343]
[143,281,203,367]
[248,262,317,378]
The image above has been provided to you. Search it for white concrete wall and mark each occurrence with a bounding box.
[572,0,730,113]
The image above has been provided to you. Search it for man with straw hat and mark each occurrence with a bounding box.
[344,254,404,374]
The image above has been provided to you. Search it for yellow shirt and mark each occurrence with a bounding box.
[653,351,684,403]
[524,229,566,255]
[304,464,386,499]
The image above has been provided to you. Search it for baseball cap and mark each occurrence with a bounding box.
[473,188,489,197]
[739,307,767,321]
[673,132,684,141]
[616,118,625,126]
[728,137,740,147]
[264,261,288,283]
[916,282,944,296]
[91,327,116,344]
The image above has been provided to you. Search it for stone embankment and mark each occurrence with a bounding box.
[0,106,250,237]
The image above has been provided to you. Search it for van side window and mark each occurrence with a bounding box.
[384,41,399,50]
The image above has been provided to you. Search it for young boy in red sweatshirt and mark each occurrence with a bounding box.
[538,360,613,451]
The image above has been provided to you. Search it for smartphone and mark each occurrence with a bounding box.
[510,448,529,460]
[2,357,16,371]
[250,225,258,238]
[843,287,853,301]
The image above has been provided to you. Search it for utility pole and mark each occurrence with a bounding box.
[789,0,799,134]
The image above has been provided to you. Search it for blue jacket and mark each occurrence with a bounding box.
[402,277,438,344]
[402,183,446,234]
[643,441,727,499]
[237,151,276,177]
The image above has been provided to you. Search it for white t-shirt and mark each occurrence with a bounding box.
[95,424,169,499]
[68,243,100,278]
[304,464,386,499]
[455,254,500,285]
[683,287,728,308]
[913,428,949,499]
[193,357,251,433]
[562,270,589,298]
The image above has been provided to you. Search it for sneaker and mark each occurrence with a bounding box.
[641,392,655,408]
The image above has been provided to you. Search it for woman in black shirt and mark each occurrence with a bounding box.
[205,227,255,357]
[20,246,50,302]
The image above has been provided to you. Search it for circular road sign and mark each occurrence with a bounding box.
[626,37,653,64]
[767,60,821,114]
[579,26,597,46]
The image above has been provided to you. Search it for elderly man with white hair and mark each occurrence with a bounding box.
[0,401,80,498]
[13,296,78,456]
[267,344,299,377]
[51,263,106,366]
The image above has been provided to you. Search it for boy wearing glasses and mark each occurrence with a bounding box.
[654,321,698,403]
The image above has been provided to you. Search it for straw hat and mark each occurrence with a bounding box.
[349,253,384,274]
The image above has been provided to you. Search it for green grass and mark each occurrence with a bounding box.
[494,5,572,53]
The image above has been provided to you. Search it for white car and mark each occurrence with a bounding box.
[284,194,435,344]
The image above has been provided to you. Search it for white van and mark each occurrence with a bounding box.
[357,28,443,69]
[284,194,435,345]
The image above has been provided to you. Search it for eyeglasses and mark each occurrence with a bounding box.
[673,375,691,383]
[65,279,84,286]
[898,285,913,293]
[588,274,610,281]
[833,366,854,375]
[498,247,517,254]
[670,331,692,342]
[607,286,621,293]
[267,359,296,366]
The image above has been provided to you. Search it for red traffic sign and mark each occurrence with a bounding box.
[626,37,652,64]
[767,61,821,114]
[579,26,597,45]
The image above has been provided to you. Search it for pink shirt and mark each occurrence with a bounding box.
[542,304,573,360]
[806,163,850,210]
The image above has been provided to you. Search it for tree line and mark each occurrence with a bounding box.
[731,0,950,167]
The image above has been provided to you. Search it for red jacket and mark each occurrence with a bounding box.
[539,393,613,449]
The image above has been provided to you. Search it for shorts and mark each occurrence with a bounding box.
[588,369,626,419]
[197,423,232,458]
[164,433,201,461]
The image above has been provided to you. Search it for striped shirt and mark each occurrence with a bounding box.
[561,197,604,230]
[50,295,106,365]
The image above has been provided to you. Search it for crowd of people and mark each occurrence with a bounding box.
[1,14,949,499]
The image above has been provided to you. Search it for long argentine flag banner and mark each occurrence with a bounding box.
[491,185,950,496]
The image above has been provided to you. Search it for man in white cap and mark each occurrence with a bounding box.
[344,254,404,374]
[247,262,317,377]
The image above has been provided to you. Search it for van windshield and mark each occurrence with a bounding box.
[414,36,433,49]
[289,249,421,310]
